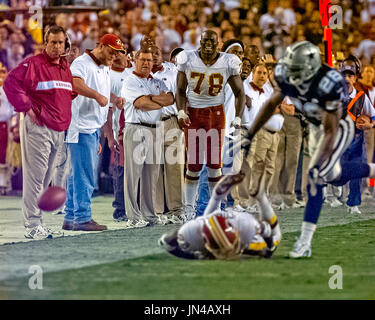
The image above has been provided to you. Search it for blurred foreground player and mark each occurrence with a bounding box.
[3,25,74,239]
[159,173,281,260]
[237,41,375,258]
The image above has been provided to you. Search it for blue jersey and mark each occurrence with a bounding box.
[274,63,349,126]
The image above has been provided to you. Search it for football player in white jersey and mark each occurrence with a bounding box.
[175,30,246,221]
[237,41,375,258]
[158,172,281,260]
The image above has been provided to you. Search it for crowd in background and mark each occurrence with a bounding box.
[0,0,375,211]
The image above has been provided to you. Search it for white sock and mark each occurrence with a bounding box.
[184,179,199,207]
[300,221,317,245]
[369,163,375,178]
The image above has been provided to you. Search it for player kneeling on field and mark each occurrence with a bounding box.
[159,173,281,260]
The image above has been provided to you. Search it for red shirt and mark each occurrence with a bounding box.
[3,51,75,132]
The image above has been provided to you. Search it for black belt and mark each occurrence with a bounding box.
[161,114,177,121]
[263,128,277,134]
[128,122,157,128]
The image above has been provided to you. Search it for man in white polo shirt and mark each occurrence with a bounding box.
[63,34,126,232]
[246,63,288,199]
[122,45,174,228]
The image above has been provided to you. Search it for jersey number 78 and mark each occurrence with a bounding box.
[190,72,224,96]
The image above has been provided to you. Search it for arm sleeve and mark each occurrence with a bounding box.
[3,59,34,113]
[70,58,88,80]
[362,95,375,119]
[228,54,242,76]
[175,50,188,72]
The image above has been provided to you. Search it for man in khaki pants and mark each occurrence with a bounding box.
[121,46,175,228]
[270,101,304,210]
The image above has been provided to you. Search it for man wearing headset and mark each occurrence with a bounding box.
[3,25,75,239]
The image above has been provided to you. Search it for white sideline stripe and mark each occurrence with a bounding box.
[36,81,73,91]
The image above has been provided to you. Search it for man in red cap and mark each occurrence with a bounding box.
[63,34,125,232]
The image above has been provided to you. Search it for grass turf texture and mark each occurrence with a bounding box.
[1,219,374,300]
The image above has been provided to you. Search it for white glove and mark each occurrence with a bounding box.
[231,116,241,128]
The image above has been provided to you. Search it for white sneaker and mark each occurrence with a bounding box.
[347,206,361,214]
[122,219,149,229]
[167,215,184,224]
[156,214,171,225]
[24,225,62,240]
[289,238,312,258]
[330,198,343,208]
[293,200,306,208]
[277,202,290,211]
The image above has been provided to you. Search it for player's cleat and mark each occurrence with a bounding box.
[289,238,312,258]
[25,225,63,240]
[347,205,361,214]
[214,172,246,196]
[330,198,343,208]
[158,232,175,250]
[122,219,149,229]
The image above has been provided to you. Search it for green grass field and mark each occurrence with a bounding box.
[1,196,374,300]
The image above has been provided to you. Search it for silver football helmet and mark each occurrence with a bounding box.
[282,41,321,86]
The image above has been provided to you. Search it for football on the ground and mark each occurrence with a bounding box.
[38,186,66,211]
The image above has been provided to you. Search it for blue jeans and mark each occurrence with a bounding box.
[196,165,229,216]
[196,166,210,216]
[65,130,100,224]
